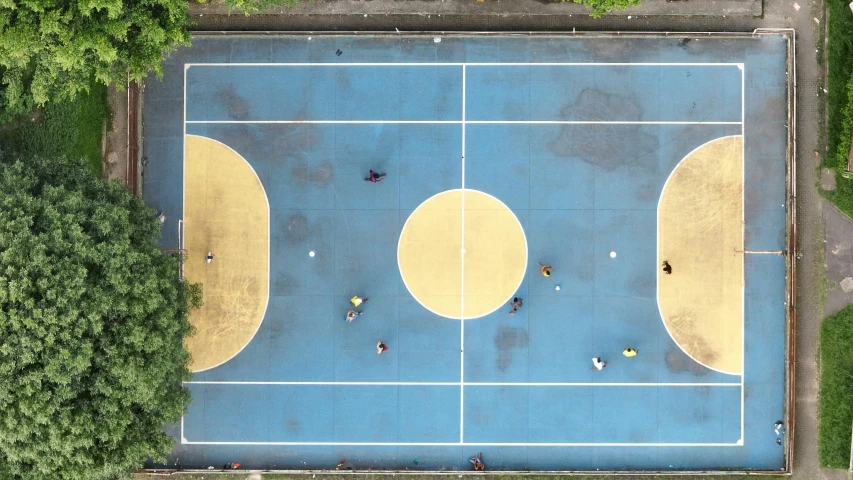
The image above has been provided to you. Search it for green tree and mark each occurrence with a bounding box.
[0,154,200,480]
[0,0,190,120]
[568,0,641,17]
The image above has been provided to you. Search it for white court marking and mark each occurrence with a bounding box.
[185,120,743,125]
[184,381,741,386]
[181,60,747,448]
[459,64,466,444]
[186,62,745,67]
[182,441,743,447]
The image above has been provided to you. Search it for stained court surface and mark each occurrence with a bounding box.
[143,33,790,472]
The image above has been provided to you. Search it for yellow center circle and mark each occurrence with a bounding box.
[398,189,527,319]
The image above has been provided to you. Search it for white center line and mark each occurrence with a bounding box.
[459,64,467,444]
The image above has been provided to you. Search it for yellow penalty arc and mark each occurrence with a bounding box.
[657,135,744,375]
[183,134,270,372]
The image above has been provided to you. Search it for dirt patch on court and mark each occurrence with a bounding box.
[494,326,529,371]
[665,347,710,376]
[286,418,301,433]
[292,160,334,187]
[546,88,657,171]
[218,84,251,120]
[273,273,299,295]
[282,213,312,245]
[207,124,260,159]
[580,39,629,58]
[636,183,659,202]
[667,310,721,366]
[692,405,711,422]
[271,117,321,152]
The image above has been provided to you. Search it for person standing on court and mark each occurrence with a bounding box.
[351,295,368,307]
[591,357,607,371]
[377,341,389,355]
[538,262,553,277]
[364,170,387,183]
[508,296,523,315]
[346,310,362,322]
[206,252,214,264]
[662,261,672,274]
[623,348,638,357]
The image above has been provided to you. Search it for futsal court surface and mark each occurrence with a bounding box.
[142,33,792,472]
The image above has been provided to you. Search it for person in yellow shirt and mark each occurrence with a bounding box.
[350,295,368,307]
[538,262,553,277]
[623,347,638,357]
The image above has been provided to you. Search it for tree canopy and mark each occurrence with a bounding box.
[0,154,200,480]
[0,0,190,120]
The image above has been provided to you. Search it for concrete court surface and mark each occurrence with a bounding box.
[141,34,791,472]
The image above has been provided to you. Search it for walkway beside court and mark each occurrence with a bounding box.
[188,0,761,17]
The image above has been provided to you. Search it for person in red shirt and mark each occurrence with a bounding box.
[364,170,387,183]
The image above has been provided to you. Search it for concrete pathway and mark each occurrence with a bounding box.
[180,0,850,477]
[823,201,853,318]
[104,85,128,184]
[190,0,760,17]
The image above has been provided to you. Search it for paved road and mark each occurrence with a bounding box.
[186,1,848,476]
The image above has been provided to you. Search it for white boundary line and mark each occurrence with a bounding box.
[181,66,187,446]
[182,60,747,449]
[184,381,741,386]
[181,441,743,447]
[186,62,745,67]
[740,64,746,443]
[459,64,466,444]
[185,120,743,125]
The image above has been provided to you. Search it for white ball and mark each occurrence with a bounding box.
[309,251,315,257]
[610,251,616,258]
[555,285,561,291]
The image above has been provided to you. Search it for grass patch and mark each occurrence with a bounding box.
[823,0,853,215]
[0,78,109,176]
[825,0,853,166]
[822,5,853,466]
[819,302,853,468]
[825,74,853,215]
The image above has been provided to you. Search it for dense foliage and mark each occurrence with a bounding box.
[0,79,109,176]
[559,0,641,17]
[819,303,853,468]
[0,155,200,480]
[0,0,190,120]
